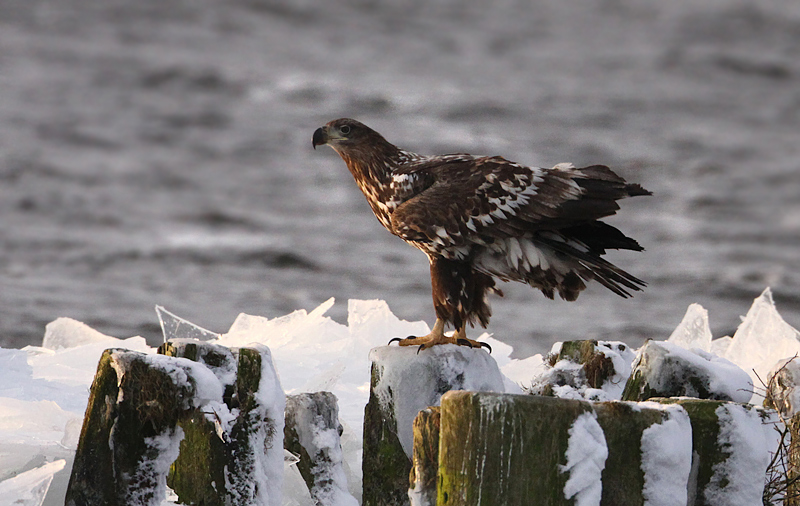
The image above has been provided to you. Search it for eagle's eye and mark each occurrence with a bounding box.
[339,125,351,135]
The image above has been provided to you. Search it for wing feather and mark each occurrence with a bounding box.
[390,156,633,249]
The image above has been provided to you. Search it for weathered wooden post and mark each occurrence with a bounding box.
[437,391,596,505]
[436,391,694,506]
[622,340,752,402]
[530,340,633,399]
[65,349,216,506]
[762,357,800,505]
[158,341,237,506]
[408,407,441,506]
[593,400,688,506]
[66,342,286,506]
[653,397,778,506]
[362,345,505,506]
[284,391,357,506]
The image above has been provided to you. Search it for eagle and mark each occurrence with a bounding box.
[313,118,650,351]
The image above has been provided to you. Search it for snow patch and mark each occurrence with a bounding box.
[560,411,607,506]
[639,404,693,506]
[704,404,775,506]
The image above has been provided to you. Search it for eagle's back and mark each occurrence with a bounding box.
[381,154,648,300]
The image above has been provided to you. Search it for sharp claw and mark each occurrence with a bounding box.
[480,342,492,353]
[456,338,475,348]
[388,337,403,345]
[417,344,426,355]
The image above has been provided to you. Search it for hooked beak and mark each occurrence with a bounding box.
[312,126,327,149]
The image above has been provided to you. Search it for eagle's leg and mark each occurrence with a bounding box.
[388,257,496,352]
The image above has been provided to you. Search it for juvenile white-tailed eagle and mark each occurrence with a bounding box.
[313,118,650,351]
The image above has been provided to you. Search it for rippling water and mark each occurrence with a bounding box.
[2,0,799,357]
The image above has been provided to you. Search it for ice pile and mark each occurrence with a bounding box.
[0,287,798,504]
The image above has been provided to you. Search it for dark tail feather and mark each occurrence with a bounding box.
[576,165,651,198]
[537,232,647,299]
[625,183,652,197]
[561,221,644,254]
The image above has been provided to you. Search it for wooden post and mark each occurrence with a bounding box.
[408,407,441,506]
[437,391,594,506]
[65,349,196,506]
[531,340,628,398]
[653,397,777,506]
[284,392,356,505]
[765,358,800,505]
[66,343,285,506]
[362,345,504,506]
[436,391,691,506]
[621,340,751,402]
[362,360,412,506]
[159,341,237,506]
[593,401,672,505]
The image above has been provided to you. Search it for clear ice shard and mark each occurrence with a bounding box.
[723,288,800,390]
[667,303,712,352]
[155,305,220,342]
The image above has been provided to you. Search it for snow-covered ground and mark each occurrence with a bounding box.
[1,288,798,505]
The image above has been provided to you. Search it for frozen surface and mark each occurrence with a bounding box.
[1,293,798,504]
[639,403,693,506]
[41,318,120,351]
[560,412,607,506]
[498,353,547,393]
[370,344,505,458]
[667,304,712,353]
[704,404,776,506]
[723,288,800,393]
[0,460,65,506]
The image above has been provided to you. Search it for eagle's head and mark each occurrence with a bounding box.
[312,118,396,158]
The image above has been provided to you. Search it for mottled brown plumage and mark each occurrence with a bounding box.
[313,118,650,349]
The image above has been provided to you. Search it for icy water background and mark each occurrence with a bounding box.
[2,0,799,357]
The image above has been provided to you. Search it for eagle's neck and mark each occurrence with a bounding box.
[335,142,418,229]
[337,141,402,187]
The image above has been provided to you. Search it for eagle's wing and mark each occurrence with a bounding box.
[391,156,639,249]
[390,156,648,299]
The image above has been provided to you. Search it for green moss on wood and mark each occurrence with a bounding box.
[66,349,194,506]
[362,361,413,506]
[168,411,229,505]
[65,350,121,506]
[594,401,667,506]
[558,340,598,364]
[409,407,440,504]
[438,391,593,506]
